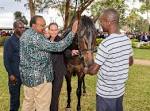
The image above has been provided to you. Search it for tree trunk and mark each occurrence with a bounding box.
[29,0,35,18]
[63,0,94,30]
[93,15,100,23]
[63,0,71,30]
[78,0,94,14]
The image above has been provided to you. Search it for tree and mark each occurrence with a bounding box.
[28,0,35,17]
[90,0,128,25]
[139,0,150,32]
[15,0,95,29]
[125,8,141,32]
[140,1,150,20]
[14,11,28,25]
[63,0,94,29]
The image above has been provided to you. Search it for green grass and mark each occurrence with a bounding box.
[0,56,9,111]
[133,48,150,60]
[124,65,150,111]
[0,46,3,53]
[0,47,150,111]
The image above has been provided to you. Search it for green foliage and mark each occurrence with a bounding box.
[96,38,103,46]
[90,0,128,25]
[132,38,139,42]
[140,1,150,17]
[132,41,138,48]
[14,11,28,25]
[132,40,150,49]
[0,36,8,46]
[124,8,148,32]
[139,44,150,49]
[124,0,150,33]
[126,9,139,30]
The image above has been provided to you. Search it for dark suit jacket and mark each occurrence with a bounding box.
[4,35,20,78]
[50,36,67,77]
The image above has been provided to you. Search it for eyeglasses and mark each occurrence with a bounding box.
[36,24,46,28]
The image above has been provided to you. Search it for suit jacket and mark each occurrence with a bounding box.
[50,36,67,77]
[4,34,20,79]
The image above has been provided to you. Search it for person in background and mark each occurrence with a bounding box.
[3,20,25,111]
[84,8,133,111]
[47,22,78,111]
[20,15,78,111]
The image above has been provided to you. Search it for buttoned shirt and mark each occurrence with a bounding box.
[20,28,74,87]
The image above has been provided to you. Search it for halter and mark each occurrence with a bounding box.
[77,34,95,67]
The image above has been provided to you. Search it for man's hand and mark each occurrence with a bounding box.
[9,75,17,84]
[72,20,78,34]
[44,31,50,38]
[71,50,79,56]
[83,63,100,75]
[83,67,88,74]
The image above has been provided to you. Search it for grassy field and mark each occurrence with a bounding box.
[133,48,150,60]
[0,47,150,111]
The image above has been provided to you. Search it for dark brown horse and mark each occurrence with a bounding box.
[64,15,97,111]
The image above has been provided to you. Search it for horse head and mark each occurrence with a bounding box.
[77,15,97,67]
[63,15,97,67]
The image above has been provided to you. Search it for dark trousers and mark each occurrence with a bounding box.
[9,81,21,111]
[96,94,123,111]
[50,73,64,111]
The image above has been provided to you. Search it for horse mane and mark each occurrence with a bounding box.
[62,15,97,45]
[78,15,97,40]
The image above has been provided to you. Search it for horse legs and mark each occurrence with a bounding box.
[82,75,86,95]
[76,74,83,111]
[65,74,72,110]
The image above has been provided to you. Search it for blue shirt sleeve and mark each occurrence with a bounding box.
[3,39,13,76]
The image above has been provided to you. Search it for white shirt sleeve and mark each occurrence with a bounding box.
[95,43,108,65]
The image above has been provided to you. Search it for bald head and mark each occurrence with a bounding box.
[101,8,119,24]
[100,8,120,34]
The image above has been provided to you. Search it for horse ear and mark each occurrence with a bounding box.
[68,16,78,28]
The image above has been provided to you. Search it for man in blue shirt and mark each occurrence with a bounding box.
[3,20,25,111]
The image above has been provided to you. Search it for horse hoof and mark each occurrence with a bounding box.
[77,106,81,111]
[77,109,81,111]
[82,92,86,96]
[82,91,86,96]
[66,107,71,111]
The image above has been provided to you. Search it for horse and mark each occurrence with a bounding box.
[64,15,97,111]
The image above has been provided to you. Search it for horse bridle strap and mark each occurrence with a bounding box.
[79,49,95,53]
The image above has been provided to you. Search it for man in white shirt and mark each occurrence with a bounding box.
[84,8,133,111]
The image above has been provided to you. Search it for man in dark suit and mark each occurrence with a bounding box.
[3,20,25,111]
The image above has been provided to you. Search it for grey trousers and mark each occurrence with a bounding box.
[96,94,123,111]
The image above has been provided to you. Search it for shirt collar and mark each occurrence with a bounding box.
[12,34,20,40]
